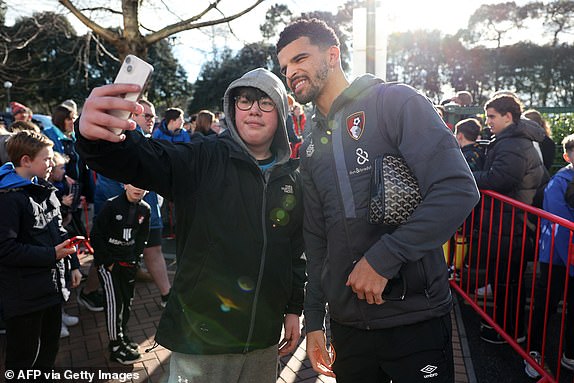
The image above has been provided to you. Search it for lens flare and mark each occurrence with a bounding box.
[237,276,254,292]
[220,304,231,312]
[216,293,239,311]
[282,194,296,210]
[270,208,290,226]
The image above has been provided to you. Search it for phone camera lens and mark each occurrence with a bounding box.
[126,56,131,64]
[127,65,133,73]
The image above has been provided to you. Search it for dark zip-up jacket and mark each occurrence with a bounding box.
[91,192,150,267]
[473,118,548,238]
[461,143,485,172]
[0,163,70,319]
[301,75,480,332]
[76,68,305,355]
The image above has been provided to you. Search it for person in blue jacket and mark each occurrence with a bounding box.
[525,133,574,378]
[151,107,191,143]
[0,130,77,372]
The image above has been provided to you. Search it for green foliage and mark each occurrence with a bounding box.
[146,40,193,112]
[466,2,528,47]
[544,110,574,170]
[0,14,191,115]
[298,8,353,72]
[0,12,84,113]
[386,1,574,106]
[190,0,358,109]
[260,4,292,41]
[387,30,445,101]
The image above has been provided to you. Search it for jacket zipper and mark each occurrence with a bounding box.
[325,119,371,329]
[243,174,269,353]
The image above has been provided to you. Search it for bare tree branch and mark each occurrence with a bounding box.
[58,0,264,59]
[58,0,119,43]
[145,0,263,45]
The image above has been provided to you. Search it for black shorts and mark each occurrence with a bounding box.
[145,228,162,248]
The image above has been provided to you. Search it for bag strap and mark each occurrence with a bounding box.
[374,82,400,151]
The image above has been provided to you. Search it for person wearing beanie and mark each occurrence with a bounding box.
[10,101,32,122]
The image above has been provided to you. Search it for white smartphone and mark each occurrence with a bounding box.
[109,54,154,134]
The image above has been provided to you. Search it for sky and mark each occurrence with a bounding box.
[3,0,531,82]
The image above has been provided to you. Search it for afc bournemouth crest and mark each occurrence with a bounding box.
[346,111,365,140]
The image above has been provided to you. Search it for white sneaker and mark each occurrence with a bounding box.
[60,323,70,338]
[524,351,541,378]
[62,312,79,327]
[475,284,493,297]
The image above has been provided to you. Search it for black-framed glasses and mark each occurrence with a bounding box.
[235,96,275,113]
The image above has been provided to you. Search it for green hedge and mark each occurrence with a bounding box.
[546,112,574,174]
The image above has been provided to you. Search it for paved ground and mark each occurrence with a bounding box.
[0,248,472,382]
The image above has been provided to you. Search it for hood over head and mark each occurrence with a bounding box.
[222,68,291,165]
[0,162,33,189]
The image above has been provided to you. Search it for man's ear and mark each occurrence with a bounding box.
[504,112,514,124]
[327,45,340,68]
[563,152,572,164]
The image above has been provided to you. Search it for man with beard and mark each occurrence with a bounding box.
[277,18,479,383]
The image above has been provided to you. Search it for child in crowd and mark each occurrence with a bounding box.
[47,151,83,338]
[0,130,77,371]
[90,184,150,364]
[525,134,574,378]
[454,118,485,172]
[49,152,74,226]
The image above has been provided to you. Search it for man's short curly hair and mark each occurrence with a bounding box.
[276,18,339,54]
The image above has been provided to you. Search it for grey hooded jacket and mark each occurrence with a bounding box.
[301,75,480,332]
[76,68,305,354]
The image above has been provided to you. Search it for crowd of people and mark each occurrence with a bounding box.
[0,16,572,383]
[437,76,574,380]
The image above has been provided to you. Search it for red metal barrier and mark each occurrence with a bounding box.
[447,189,574,382]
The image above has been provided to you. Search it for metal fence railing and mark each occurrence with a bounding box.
[446,189,574,382]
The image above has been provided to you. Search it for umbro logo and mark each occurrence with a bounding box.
[420,365,438,378]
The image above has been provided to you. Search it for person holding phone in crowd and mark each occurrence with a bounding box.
[75,67,305,383]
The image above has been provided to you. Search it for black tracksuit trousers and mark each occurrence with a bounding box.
[98,263,137,344]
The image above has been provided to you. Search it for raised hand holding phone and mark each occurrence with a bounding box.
[108,55,154,134]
